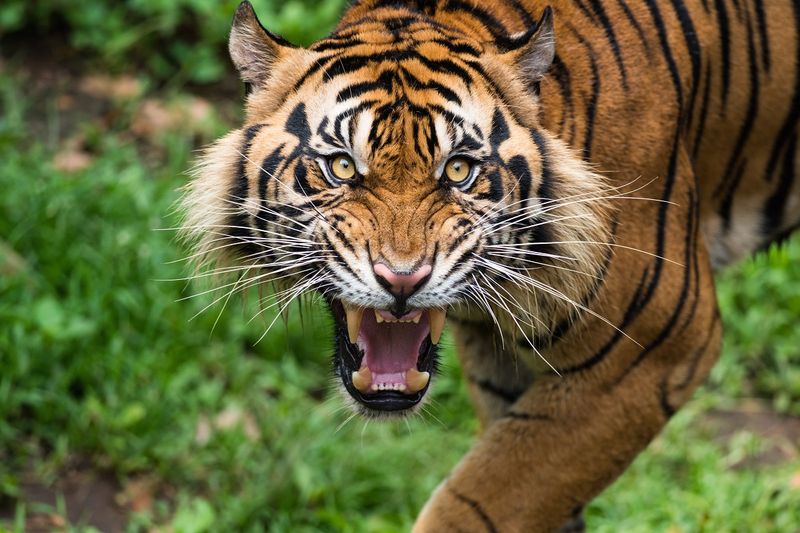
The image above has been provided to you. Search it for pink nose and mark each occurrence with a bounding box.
[373,263,432,298]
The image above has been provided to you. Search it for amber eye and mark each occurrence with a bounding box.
[444,157,473,185]
[329,154,357,181]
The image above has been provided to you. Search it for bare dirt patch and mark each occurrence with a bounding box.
[702,401,800,468]
[0,464,127,532]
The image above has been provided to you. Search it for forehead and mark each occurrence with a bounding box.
[297,30,496,153]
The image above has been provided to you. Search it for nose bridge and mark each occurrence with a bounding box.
[374,193,429,269]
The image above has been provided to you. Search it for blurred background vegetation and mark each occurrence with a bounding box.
[0,0,798,531]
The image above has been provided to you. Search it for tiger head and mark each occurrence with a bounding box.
[182,1,611,417]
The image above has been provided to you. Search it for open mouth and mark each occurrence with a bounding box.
[330,301,446,413]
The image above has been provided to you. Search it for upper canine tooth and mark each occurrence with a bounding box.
[406,368,430,393]
[343,304,364,344]
[352,367,373,393]
[429,308,446,345]
[375,309,384,323]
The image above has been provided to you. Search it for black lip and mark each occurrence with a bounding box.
[329,300,438,412]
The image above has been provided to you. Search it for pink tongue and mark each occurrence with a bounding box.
[357,311,430,387]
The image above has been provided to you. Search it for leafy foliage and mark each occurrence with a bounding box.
[0,0,346,84]
[713,242,800,415]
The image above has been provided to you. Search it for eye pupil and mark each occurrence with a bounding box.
[445,157,472,184]
[329,154,356,181]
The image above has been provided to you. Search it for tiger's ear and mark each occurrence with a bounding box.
[497,7,555,86]
[229,1,296,88]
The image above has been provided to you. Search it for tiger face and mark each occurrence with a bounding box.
[183,2,611,416]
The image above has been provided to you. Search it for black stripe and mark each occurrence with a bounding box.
[506,411,552,421]
[659,379,676,418]
[763,132,797,233]
[507,155,532,206]
[475,169,505,202]
[431,39,482,56]
[676,189,701,336]
[718,8,760,228]
[753,0,771,71]
[669,0,701,130]
[293,160,320,196]
[558,267,650,374]
[574,0,600,25]
[285,103,311,140]
[674,313,720,391]
[616,0,650,53]
[692,62,713,160]
[469,375,522,403]
[449,489,499,533]
[399,67,463,105]
[765,1,800,182]
[311,37,366,53]
[335,70,395,102]
[321,233,361,280]
[549,55,577,144]
[713,0,732,108]
[564,23,600,161]
[588,0,629,89]
[443,0,508,38]
[256,144,286,231]
[644,0,684,108]
[617,187,698,381]
[228,124,266,257]
[522,230,614,350]
[507,0,536,27]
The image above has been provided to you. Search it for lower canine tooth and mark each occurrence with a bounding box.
[406,368,430,393]
[351,367,372,393]
[429,308,446,345]
[344,304,364,344]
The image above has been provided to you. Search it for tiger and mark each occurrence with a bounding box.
[180,0,800,530]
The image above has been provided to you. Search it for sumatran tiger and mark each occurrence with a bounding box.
[181,0,800,530]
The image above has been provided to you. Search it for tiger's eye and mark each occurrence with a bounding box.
[444,157,472,184]
[330,155,356,181]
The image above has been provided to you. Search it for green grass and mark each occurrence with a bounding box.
[1,62,799,531]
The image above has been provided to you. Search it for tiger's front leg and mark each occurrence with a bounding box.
[416,242,722,532]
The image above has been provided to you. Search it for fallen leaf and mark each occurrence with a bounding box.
[48,513,67,528]
[0,240,26,275]
[118,477,158,513]
[195,416,212,446]
[790,470,800,490]
[131,97,214,140]
[214,406,243,430]
[52,148,93,173]
[196,407,261,443]
[57,94,74,111]
[79,74,142,100]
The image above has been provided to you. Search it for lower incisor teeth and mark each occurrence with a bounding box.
[405,368,430,393]
[368,382,408,392]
